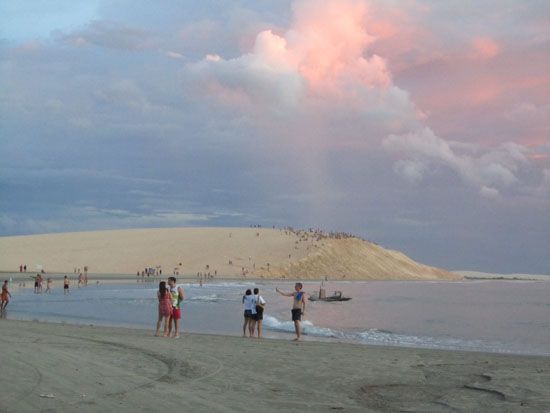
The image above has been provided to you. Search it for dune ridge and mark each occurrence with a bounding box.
[0,227,459,280]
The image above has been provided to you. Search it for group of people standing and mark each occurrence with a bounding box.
[244,282,307,341]
[155,277,185,338]
[154,279,308,341]
[242,288,267,338]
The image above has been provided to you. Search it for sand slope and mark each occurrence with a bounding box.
[0,227,459,280]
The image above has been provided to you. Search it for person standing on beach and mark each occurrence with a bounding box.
[1,280,11,310]
[276,283,307,341]
[155,281,172,337]
[253,288,266,338]
[33,274,40,293]
[63,276,70,295]
[45,278,53,294]
[167,277,185,338]
[242,289,256,337]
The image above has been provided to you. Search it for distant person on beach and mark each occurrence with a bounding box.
[45,278,53,294]
[242,289,256,337]
[167,277,185,338]
[63,276,70,295]
[34,274,40,293]
[155,281,172,337]
[276,283,307,341]
[78,273,84,288]
[1,280,11,310]
[253,288,266,338]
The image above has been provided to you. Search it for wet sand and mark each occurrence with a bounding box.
[0,319,548,412]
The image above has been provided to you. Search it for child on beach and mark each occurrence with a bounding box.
[155,281,172,337]
[276,283,307,341]
[1,280,11,310]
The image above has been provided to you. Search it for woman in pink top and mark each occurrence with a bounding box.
[156,281,172,337]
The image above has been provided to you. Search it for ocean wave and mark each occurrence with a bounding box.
[262,315,511,353]
[197,282,256,289]
[188,294,220,302]
[263,315,343,338]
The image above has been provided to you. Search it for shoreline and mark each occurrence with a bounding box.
[1,319,549,412]
[4,277,549,358]
[0,272,467,285]
[2,303,548,359]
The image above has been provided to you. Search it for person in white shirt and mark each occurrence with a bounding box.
[242,289,256,337]
[253,288,266,338]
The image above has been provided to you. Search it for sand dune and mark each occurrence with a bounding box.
[0,227,459,280]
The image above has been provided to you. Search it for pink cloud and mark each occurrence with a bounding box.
[185,0,549,202]
[470,37,500,60]
[287,0,390,90]
[190,0,395,106]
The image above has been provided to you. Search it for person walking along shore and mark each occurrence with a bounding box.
[1,280,11,310]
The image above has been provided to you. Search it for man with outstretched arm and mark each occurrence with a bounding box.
[276,282,306,341]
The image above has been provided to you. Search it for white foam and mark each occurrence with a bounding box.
[198,282,256,289]
[263,315,342,338]
[188,294,219,302]
[262,315,513,353]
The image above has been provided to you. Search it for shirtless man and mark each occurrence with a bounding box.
[63,275,70,295]
[276,282,306,341]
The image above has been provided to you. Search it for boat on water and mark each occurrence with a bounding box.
[309,282,351,302]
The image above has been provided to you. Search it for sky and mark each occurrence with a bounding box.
[1,0,549,273]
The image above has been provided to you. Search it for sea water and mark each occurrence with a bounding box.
[4,279,550,356]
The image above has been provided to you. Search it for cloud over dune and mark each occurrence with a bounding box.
[186,0,548,203]
[1,0,549,273]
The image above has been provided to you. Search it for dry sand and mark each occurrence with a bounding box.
[0,227,459,280]
[0,320,548,412]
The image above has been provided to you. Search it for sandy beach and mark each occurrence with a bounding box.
[0,227,458,280]
[0,320,548,412]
